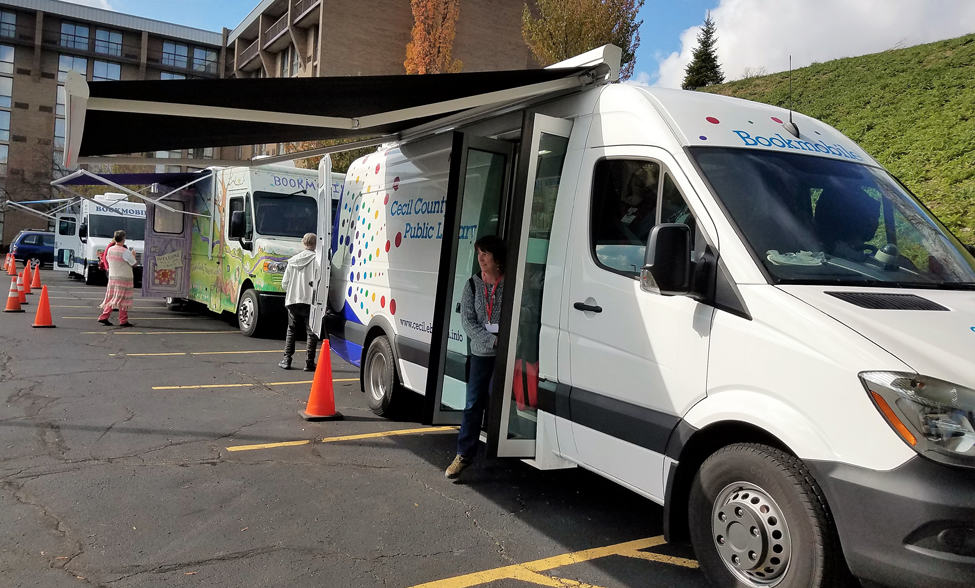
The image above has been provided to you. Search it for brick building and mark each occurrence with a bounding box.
[0,0,534,247]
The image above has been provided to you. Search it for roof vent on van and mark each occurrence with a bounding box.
[825,291,949,311]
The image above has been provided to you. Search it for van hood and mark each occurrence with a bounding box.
[780,285,975,386]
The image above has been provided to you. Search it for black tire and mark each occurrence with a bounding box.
[688,443,854,588]
[84,265,97,285]
[236,288,262,337]
[363,336,397,417]
[165,296,183,311]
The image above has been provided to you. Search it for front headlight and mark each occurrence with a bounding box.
[860,371,975,466]
[263,260,287,273]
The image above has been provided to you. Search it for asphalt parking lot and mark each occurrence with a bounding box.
[1,269,705,587]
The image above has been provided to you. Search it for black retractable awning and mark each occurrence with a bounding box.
[64,65,602,168]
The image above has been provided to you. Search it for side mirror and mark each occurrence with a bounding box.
[229,211,252,250]
[641,223,692,295]
[78,223,88,242]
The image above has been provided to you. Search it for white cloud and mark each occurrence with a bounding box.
[60,0,114,10]
[654,0,975,88]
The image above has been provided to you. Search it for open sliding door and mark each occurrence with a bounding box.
[488,113,573,458]
[426,133,515,425]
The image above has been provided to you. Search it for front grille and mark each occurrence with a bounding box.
[825,291,949,311]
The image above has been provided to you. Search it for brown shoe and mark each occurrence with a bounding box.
[444,455,471,480]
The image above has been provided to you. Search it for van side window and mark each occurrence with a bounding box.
[228,196,251,239]
[42,234,55,247]
[590,159,661,277]
[660,172,697,251]
[59,217,76,235]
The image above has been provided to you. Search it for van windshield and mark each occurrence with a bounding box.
[690,147,975,288]
[89,214,147,240]
[253,192,317,238]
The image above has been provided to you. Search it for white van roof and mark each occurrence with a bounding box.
[635,87,879,167]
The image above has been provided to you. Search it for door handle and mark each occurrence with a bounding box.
[573,301,602,313]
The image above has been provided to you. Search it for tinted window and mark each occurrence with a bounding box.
[59,217,76,235]
[590,159,661,276]
[88,214,146,239]
[41,234,55,247]
[253,192,317,238]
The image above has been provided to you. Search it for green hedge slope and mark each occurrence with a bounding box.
[704,34,975,245]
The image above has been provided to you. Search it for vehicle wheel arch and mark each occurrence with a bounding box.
[360,316,403,392]
[664,419,792,545]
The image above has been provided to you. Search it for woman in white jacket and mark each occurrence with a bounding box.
[278,233,320,371]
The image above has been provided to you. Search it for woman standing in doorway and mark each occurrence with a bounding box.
[445,235,506,480]
[97,229,137,327]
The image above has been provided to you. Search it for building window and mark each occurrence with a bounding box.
[155,150,183,173]
[192,147,214,159]
[162,41,187,68]
[54,117,65,150]
[160,71,185,80]
[0,11,15,39]
[0,76,10,108]
[60,22,89,50]
[0,110,10,142]
[95,29,122,56]
[0,44,11,75]
[92,60,120,81]
[192,47,217,74]
[0,142,6,176]
[58,54,87,82]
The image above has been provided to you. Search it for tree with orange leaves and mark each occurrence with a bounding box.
[404,0,463,74]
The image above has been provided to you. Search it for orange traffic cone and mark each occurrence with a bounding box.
[16,271,27,305]
[2,254,8,273]
[3,277,24,312]
[22,265,32,295]
[31,262,42,289]
[6,255,16,276]
[300,340,343,421]
[31,285,55,328]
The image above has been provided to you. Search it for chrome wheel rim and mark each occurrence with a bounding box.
[711,481,793,586]
[238,297,255,331]
[367,349,388,403]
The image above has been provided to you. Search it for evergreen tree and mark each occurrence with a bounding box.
[682,13,724,90]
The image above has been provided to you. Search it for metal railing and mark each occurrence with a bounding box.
[292,0,321,23]
[239,38,259,66]
[263,13,288,46]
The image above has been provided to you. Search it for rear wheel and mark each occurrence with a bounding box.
[84,265,97,285]
[688,443,854,588]
[236,289,262,337]
[364,336,397,417]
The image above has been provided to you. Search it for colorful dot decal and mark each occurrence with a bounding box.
[385,241,391,252]
[706,116,720,124]
[390,299,396,315]
[771,116,783,124]
[395,232,402,247]
[392,177,400,191]
[384,194,389,205]
[380,296,385,308]
[699,136,708,140]
[375,164,381,174]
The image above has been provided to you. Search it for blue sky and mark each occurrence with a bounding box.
[70,0,975,88]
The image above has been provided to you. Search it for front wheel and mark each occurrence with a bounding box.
[363,336,397,417]
[688,443,854,588]
[236,289,263,337]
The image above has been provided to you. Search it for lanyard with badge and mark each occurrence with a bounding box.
[484,281,499,334]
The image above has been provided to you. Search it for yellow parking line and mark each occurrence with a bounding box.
[110,350,284,357]
[62,316,196,320]
[81,330,239,335]
[152,377,358,390]
[410,536,697,588]
[226,426,458,452]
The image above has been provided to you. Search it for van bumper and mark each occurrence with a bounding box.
[806,456,975,587]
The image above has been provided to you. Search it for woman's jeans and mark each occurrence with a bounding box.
[456,354,496,460]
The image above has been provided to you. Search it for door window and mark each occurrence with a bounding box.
[153,201,185,234]
[58,217,76,235]
[21,234,38,245]
[228,196,252,239]
[42,234,55,247]
[590,159,662,277]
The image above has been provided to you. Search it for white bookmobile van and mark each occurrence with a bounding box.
[311,58,975,588]
[61,47,974,588]
[54,193,146,285]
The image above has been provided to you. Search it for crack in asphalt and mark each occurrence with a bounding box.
[0,478,90,584]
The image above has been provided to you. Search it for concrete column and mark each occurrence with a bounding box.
[139,31,148,77]
[31,11,43,80]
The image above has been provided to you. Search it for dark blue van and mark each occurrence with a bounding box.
[11,230,55,268]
